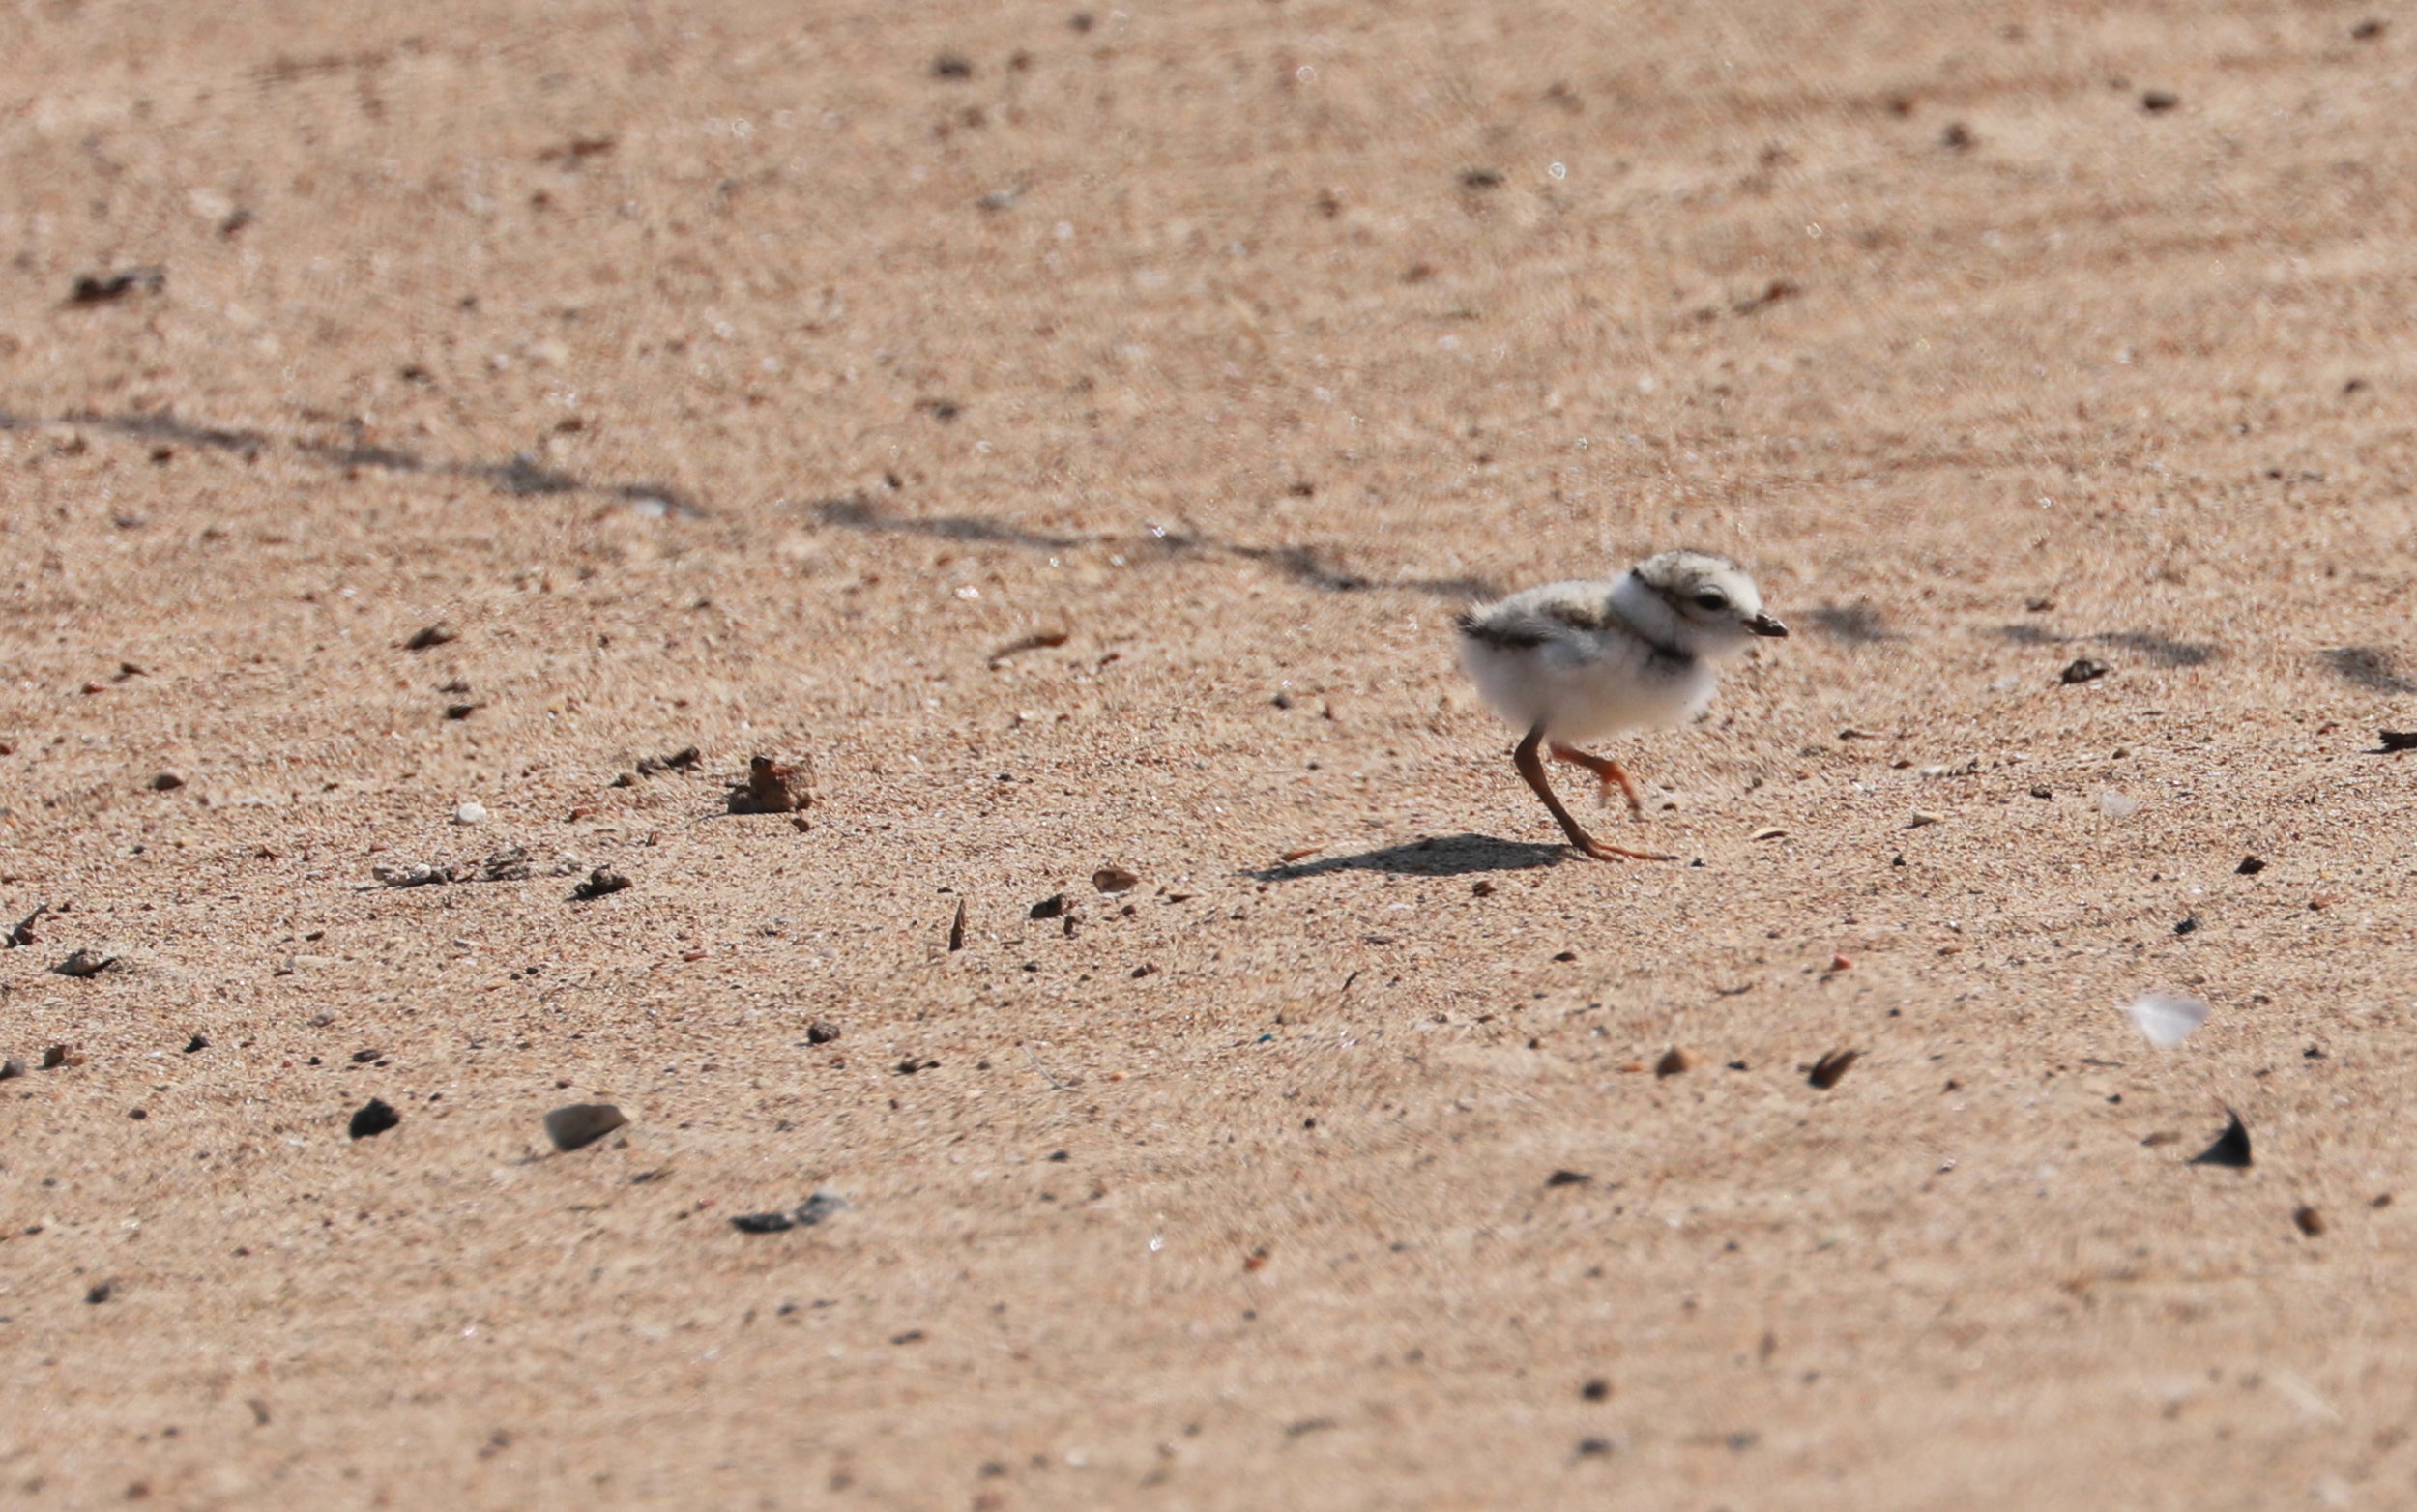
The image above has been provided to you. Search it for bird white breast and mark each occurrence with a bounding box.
[1458,630,1714,743]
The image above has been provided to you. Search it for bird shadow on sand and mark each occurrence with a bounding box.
[1246,832,1567,882]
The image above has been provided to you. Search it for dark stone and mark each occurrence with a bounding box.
[544,1103,627,1152]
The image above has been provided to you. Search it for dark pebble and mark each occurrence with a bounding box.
[2189,1110,2253,1168]
[544,1103,627,1152]
[348,1098,401,1140]
[570,869,631,902]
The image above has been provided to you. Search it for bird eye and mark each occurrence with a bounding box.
[1693,591,1729,611]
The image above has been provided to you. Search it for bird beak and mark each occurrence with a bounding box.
[1748,613,1789,638]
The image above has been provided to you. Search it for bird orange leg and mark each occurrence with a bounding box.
[1550,742,1645,817]
[1515,724,1673,862]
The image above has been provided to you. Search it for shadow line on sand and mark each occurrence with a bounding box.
[1247,832,1569,882]
[0,405,705,515]
[812,493,1500,601]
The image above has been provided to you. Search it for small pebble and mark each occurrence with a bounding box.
[54,949,116,978]
[1092,866,1141,894]
[544,1103,627,1152]
[1654,1047,1697,1079]
[150,771,185,792]
[570,869,631,902]
[1907,811,1945,828]
[807,1020,842,1044]
[2294,1206,2326,1237]
[1808,1049,1860,1090]
[453,802,488,826]
[348,1098,401,1140]
[2189,1110,2253,1168]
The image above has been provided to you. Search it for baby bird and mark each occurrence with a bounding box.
[1456,550,1787,860]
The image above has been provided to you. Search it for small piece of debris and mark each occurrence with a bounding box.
[2059,658,2111,684]
[68,267,163,305]
[1826,954,1853,973]
[183,1034,208,1054]
[544,1103,627,1152]
[453,802,488,826]
[2140,89,2179,112]
[404,624,457,651]
[348,1098,401,1140]
[1732,278,1799,315]
[1576,1437,1614,1458]
[444,703,483,721]
[947,900,967,952]
[2294,1206,2326,1237]
[1544,1169,1592,1187]
[734,753,815,813]
[2237,856,2266,875]
[474,847,532,883]
[1459,167,1505,189]
[2029,785,2053,800]
[2124,993,2209,1049]
[1750,828,1788,841]
[636,746,704,776]
[2173,915,2200,936]
[2376,730,2417,753]
[896,1056,939,1076]
[807,1020,842,1044]
[989,629,1069,660]
[1907,810,1945,828]
[2188,1110,2253,1168]
[0,1058,22,1080]
[374,862,449,888]
[1092,866,1141,894]
[1553,950,1578,963]
[1581,1378,1612,1402]
[85,1280,115,1304]
[1808,1049,1860,1090]
[7,903,50,948]
[732,1188,847,1235]
[2141,1130,2182,1147]
[1654,1047,1697,1079]
[1029,894,1069,919]
[931,52,974,78]
[41,1045,74,1069]
[570,869,630,902]
[1939,121,1974,150]
[2352,18,2386,41]
[54,949,117,978]
[2096,791,2140,819]
[1471,879,1496,897]
[150,771,185,792]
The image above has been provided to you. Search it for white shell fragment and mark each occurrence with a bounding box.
[2124,992,2210,1050]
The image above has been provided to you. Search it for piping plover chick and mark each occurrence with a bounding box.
[1456,549,1787,861]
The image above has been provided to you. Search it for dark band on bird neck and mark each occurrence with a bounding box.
[1622,569,1695,666]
